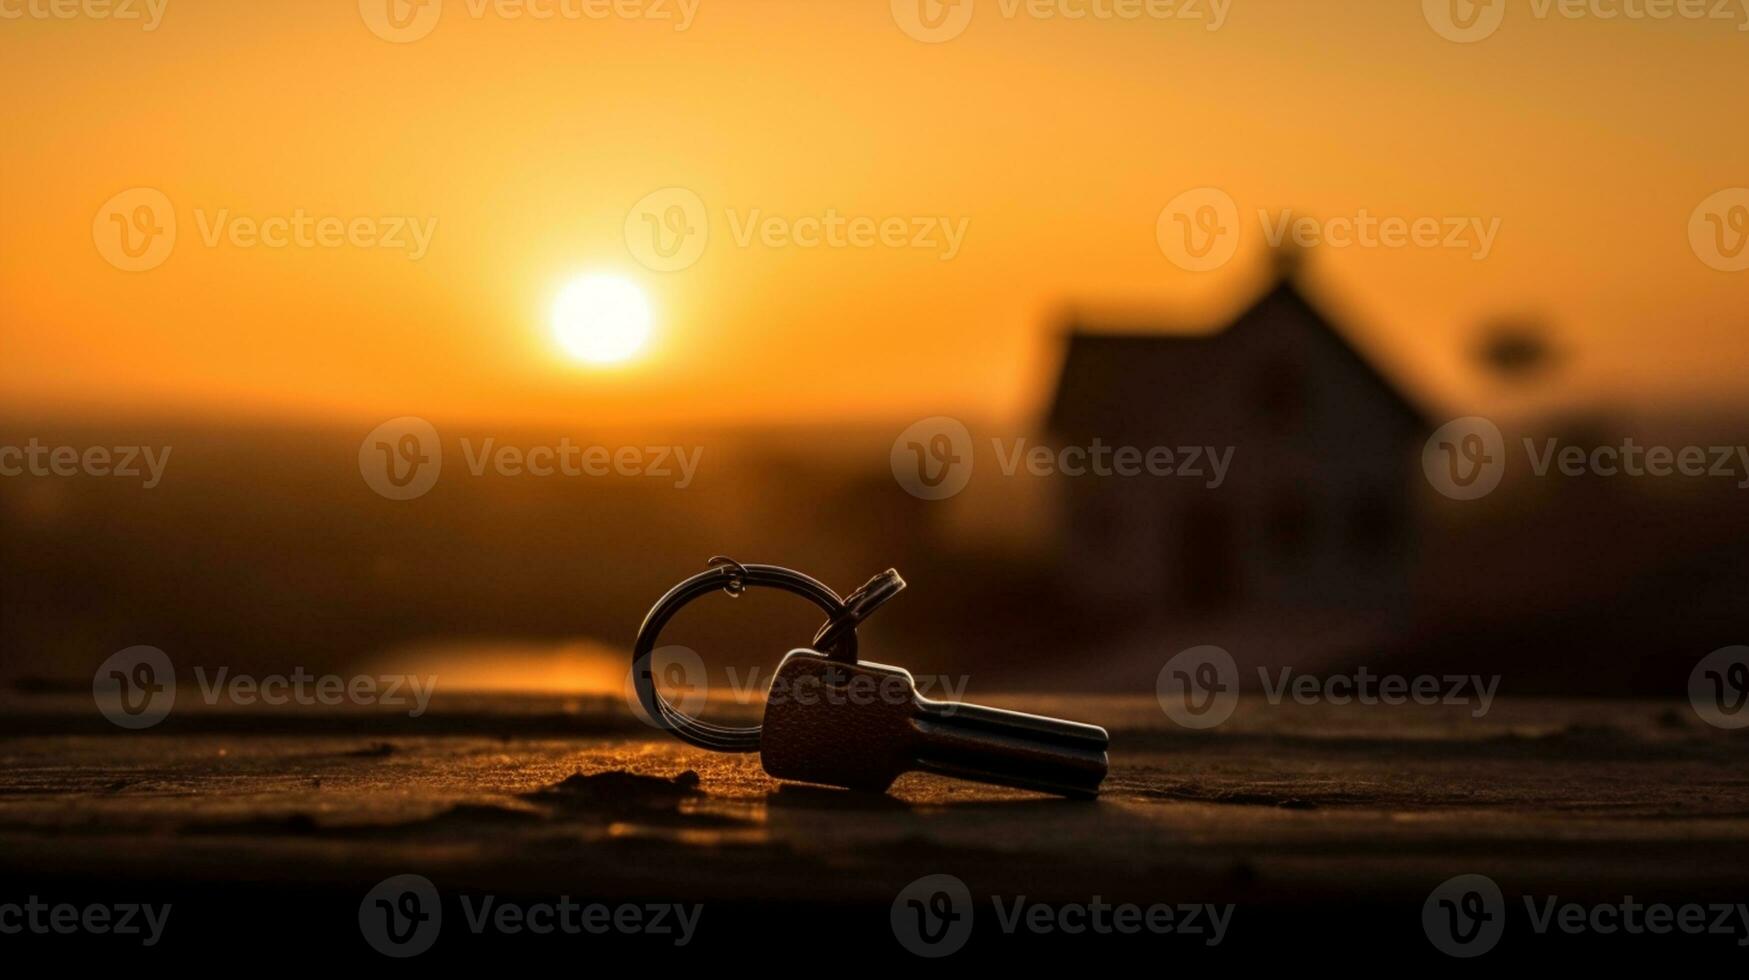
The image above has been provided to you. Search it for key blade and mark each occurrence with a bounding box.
[912,698,1109,800]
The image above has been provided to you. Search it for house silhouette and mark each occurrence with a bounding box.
[1046,268,1431,666]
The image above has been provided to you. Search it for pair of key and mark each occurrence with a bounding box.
[631,559,1109,799]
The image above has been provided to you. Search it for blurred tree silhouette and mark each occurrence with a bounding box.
[1475,319,1558,384]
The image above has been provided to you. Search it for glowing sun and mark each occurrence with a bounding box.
[551,274,653,365]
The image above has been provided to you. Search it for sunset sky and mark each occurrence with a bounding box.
[3,1,1747,427]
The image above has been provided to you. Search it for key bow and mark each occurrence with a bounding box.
[630,559,903,753]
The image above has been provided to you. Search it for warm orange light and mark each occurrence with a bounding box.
[551,274,653,367]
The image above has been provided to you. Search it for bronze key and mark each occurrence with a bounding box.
[760,649,1109,799]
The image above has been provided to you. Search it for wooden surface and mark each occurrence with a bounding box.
[3,694,1747,958]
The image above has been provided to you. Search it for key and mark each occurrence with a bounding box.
[760,648,1109,799]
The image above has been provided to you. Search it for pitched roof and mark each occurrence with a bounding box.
[1046,275,1431,433]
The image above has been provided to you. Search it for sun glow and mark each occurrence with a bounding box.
[551,274,653,366]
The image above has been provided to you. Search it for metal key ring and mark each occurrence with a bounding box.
[632,560,874,753]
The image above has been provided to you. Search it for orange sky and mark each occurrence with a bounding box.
[3,0,1747,427]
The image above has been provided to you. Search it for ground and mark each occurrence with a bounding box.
[2,692,1747,962]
